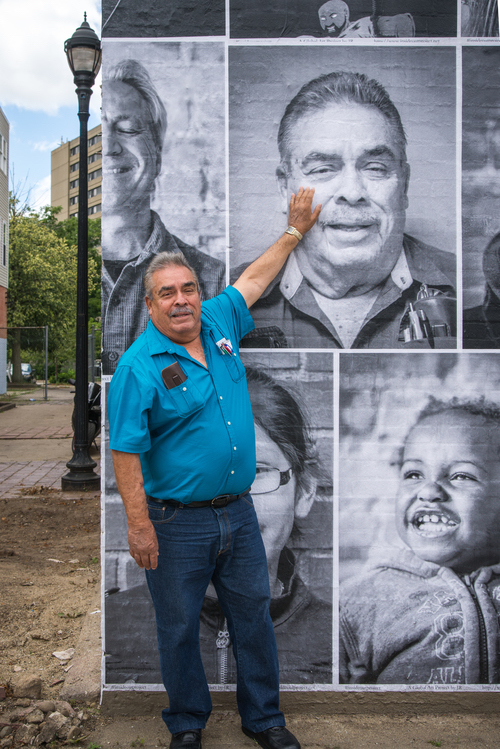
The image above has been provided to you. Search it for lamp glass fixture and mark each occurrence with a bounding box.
[64,15,102,77]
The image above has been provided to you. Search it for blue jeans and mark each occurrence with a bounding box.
[145,493,285,735]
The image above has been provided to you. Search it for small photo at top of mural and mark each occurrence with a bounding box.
[230,0,458,38]
[101,0,225,37]
[461,0,499,37]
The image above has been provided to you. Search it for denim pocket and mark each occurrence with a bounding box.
[147,501,179,524]
[242,493,254,507]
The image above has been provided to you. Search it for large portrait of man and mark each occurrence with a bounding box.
[103,353,333,686]
[229,47,456,350]
[101,42,226,374]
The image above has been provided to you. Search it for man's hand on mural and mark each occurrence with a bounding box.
[232,186,321,308]
[287,187,322,237]
[128,521,159,570]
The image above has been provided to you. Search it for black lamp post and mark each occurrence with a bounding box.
[61,14,102,491]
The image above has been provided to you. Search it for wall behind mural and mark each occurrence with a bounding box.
[100,0,500,692]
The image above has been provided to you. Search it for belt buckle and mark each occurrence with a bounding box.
[211,494,230,507]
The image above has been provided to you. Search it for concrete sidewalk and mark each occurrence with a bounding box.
[0,385,99,464]
[0,460,70,498]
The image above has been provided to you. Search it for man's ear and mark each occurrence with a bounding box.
[294,474,317,519]
[145,296,153,315]
[276,164,290,214]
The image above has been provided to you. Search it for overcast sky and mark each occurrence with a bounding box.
[0,0,102,210]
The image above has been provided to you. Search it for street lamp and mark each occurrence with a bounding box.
[61,14,101,491]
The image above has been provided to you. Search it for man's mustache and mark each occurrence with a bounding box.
[169,306,194,318]
[319,212,380,229]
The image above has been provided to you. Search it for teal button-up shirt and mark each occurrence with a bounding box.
[107,286,256,502]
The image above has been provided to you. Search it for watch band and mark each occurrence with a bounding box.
[285,226,303,241]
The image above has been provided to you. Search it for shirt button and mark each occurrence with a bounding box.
[220,396,223,400]
[227,421,231,425]
[234,446,237,450]
[183,387,187,391]
[231,470,234,475]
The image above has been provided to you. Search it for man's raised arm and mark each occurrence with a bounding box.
[232,187,321,308]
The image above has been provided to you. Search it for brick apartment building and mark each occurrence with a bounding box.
[50,124,102,221]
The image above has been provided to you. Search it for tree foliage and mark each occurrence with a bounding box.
[38,206,102,320]
[7,195,99,382]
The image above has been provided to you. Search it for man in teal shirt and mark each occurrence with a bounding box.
[108,188,320,749]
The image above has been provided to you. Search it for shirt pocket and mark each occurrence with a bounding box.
[221,352,246,383]
[167,379,206,418]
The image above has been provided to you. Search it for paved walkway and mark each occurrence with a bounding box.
[0,426,72,439]
[0,459,96,498]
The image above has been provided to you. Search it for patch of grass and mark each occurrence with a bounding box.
[131,739,145,747]
[428,742,442,747]
[90,556,99,564]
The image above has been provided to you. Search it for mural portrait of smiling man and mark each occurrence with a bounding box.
[101,43,225,374]
[230,48,457,350]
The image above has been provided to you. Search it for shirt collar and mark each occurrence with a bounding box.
[390,249,413,290]
[280,253,303,300]
[136,211,164,266]
[145,311,214,357]
[279,245,411,301]
[145,318,186,356]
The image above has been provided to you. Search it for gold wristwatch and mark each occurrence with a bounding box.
[285,226,303,241]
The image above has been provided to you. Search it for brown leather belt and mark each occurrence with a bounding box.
[147,488,251,509]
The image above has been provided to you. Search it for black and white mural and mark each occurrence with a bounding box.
[101,0,500,693]
[100,41,226,374]
[104,353,333,685]
[229,46,456,349]
[339,353,500,685]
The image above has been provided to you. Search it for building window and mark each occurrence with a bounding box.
[2,222,7,266]
[70,196,78,206]
[88,152,101,165]
[70,212,78,219]
[70,178,79,189]
[70,162,79,173]
[88,185,102,199]
[88,204,101,215]
[70,145,80,156]
[88,134,101,147]
[0,135,7,175]
[88,168,102,182]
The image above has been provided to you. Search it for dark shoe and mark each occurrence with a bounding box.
[169,729,202,749]
[242,726,300,749]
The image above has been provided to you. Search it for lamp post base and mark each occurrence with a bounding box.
[61,469,101,491]
[62,451,101,491]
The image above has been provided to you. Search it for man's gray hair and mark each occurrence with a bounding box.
[278,71,408,173]
[144,252,200,299]
[106,59,167,153]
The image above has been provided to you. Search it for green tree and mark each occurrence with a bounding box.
[7,196,97,383]
[38,206,102,320]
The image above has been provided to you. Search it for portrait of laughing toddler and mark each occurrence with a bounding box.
[340,398,500,685]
